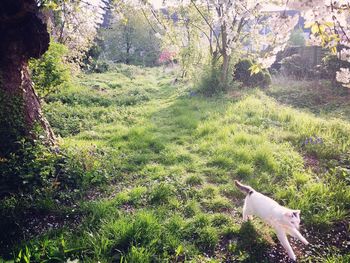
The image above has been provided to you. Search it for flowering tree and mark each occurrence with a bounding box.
[158,49,177,64]
[187,0,299,86]
[139,1,206,78]
[141,0,299,88]
[288,0,350,88]
[49,0,110,65]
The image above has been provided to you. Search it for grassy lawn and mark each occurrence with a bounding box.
[2,65,349,262]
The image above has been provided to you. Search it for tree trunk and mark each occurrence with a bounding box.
[221,53,230,87]
[0,0,56,157]
[220,23,230,88]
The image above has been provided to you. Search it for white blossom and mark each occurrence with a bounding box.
[336,68,350,88]
[53,0,108,65]
[154,32,162,39]
[340,49,350,62]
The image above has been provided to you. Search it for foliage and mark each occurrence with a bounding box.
[29,40,70,98]
[82,36,108,72]
[88,61,110,73]
[287,0,350,87]
[141,0,297,89]
[0,93,26,157]
[49,0,108,66]
[196,61,223,96]
[288,28,306,46]
[321,54,350,84]
[101,5,161,66]
[0,137,92,198]
[280,54,317,80]
[234,59,271,88]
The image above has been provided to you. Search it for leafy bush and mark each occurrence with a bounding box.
[0,140,59,195]
[0,93,26,156]
[321,54,350,84]
[0,139,85,197]
[288,28,306,46]
[29,40,70,98]
[89,60,110,73]
[280,54,320,79]
[196,62,223,96]
[233,59,271,88]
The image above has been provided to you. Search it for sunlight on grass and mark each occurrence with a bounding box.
[12,65,349,262]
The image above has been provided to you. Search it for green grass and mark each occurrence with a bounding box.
[3,65,350,262]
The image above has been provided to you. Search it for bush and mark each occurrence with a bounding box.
[233,59,271,88]
[29,40,70,98]
[280,54,320,79]
[89,61,110,73]
[321,54,350,84]
[0,139,83,196]
[196,62,223,96]
[288,28,306,47]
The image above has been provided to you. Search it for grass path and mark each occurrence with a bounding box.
[8,65,350,262]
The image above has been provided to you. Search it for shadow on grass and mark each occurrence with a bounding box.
[234,221,271,263]
[267,78,350,121]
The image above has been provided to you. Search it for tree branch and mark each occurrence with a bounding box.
[190,0,221,51]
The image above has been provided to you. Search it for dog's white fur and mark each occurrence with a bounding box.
[235,180,309,261]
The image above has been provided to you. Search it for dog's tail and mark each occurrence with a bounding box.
[234,180,254,195]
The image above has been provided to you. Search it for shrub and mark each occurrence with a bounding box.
[29,40,70,98]
[321,54,350,84]
[89,61,110,73]
[0,139,61,194]
[280,54,320,79]
[288,28,306,46]
[196,62,223,96]
[233,59,271,88]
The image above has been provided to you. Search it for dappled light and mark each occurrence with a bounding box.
[1,0,350,262]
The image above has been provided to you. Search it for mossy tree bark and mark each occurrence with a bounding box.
[0,0,56,157]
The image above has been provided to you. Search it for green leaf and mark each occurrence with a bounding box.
[16,250,22,262]
[318,25,326,33]
[249,64,261,75]
[175,245,183,257]
[331,46,337,54]
[311,24,319,34]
